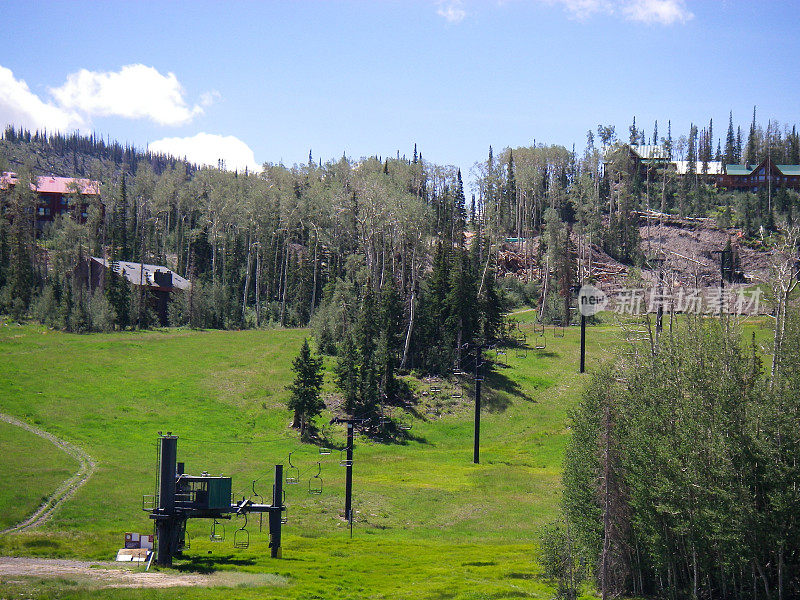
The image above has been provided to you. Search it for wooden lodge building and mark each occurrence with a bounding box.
[77,257,191,325]
[613,146,800,192]
[0,172,101,229]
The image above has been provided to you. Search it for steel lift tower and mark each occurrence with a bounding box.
[146,433,287,566]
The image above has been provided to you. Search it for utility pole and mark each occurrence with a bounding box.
[473,344,482,464]
[580,314,586,373]
[345,422,353,528]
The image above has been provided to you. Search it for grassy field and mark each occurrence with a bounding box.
[0,314,772,598]
[0,421,79,531]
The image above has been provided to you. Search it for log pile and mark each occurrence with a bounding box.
[590,259,626,284]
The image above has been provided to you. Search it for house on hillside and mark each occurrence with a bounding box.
[718,157,800,192]
[77,257,191,326]
[0,171,101,229]
[606,146,800,192]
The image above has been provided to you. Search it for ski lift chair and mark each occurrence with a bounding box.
[535,332,547,350]
[340,447,352,467]
[210,519,225,542]
[286,452,300,484]
[233,514,249,549]
[516,346,527,359]
[553,319,565,338]
[309,462,323,495]
[534,321,545,336]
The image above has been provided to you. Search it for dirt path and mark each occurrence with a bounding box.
[0,557,211,588]
[0,557,287,589]
[0,413,96,534]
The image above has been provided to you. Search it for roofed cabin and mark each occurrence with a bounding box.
[0,172,101,228]
[77,257,191,326]
[608,146,800,192]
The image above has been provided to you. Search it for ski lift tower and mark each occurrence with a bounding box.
[146,433,287,566]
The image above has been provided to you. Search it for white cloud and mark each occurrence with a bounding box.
[622,0,693,24]
[539,0,692,24]
[199,90,221,108]
[148,132,261,173]
[50,64,204,126]
[549,0,613,20]
[437,0,467,22]
[0,65,83,131]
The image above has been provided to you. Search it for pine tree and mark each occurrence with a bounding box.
[454,168,467,243]
[4,168,36,317]
[334,332,359,413]
[504,153,516,236]
[286,339,325,437]
[356,285,378,411]
[105,261,131,329]
[746,105,758,164]
[666,121,673,159]
[446,249,478,367]
[725,111,736,165]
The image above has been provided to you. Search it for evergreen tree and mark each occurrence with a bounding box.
[286,338,325,437]
[725,111,736,165]
[356,285,378,411]
[4,169,36,317]
[446,249,478,366]
[334,332,360,413]
[665,121,673,159]
[746,105,758,164]
[736,126,743,163]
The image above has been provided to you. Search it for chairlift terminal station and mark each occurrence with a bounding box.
[145,433,286,566]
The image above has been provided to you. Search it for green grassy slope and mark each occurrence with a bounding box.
[0,421,78,530]
[0,316,637,598]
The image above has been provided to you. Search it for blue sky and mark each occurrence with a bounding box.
[1,0,798,186]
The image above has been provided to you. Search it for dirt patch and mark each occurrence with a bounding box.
[0,556,286,589]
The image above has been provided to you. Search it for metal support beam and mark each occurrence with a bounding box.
[473,344,482,464]
[155,435,178,567]
[344,423,353,525]
[269,464,283,558]
[580,315,586,374]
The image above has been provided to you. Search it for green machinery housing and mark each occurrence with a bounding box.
[145,433,286,566]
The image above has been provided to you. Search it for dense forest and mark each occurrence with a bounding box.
[1,111,798,337]
[560,311,800,600]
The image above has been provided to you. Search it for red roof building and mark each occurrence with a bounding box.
[0,172,101,227]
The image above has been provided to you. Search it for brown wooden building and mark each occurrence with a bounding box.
[717,157,800,192]
[615,146,800,192]
[77,257,191,325]
[0,172,101,229]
